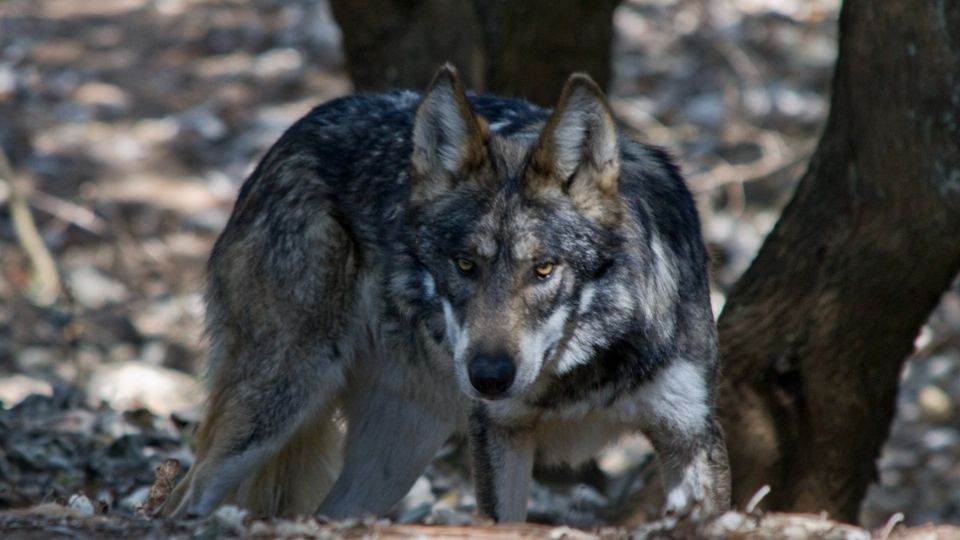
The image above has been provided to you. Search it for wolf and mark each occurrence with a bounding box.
[162,65,730,523]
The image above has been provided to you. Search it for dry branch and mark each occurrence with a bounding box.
[0,146,60,305]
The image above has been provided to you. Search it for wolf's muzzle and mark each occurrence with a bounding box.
[468,353,516,398]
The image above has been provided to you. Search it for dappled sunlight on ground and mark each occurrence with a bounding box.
[1,0,958,530]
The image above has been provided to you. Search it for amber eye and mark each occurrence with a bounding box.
[533,262,556,280]
[455,258,476,273]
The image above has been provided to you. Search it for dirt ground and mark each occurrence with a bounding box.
[1,0,959,537]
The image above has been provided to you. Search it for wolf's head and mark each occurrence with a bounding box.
[405,65,633,402]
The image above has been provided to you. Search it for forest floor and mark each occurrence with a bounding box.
[2,0,960,538]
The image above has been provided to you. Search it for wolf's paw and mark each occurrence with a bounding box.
[663,483,725,521]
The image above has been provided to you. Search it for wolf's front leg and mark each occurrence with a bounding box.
[317,386,457,519]
[651,417,730,517]
[468,405,535,523]
[637,360,731,517]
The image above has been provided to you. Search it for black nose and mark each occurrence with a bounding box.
[468,353,516,397]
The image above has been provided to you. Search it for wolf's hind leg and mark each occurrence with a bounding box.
[165,355,346,518]
[227,398,342,517]
[164,206,359,518]
[318,385,457,519]
[636,359,731,517]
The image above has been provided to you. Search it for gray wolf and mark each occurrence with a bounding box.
[162,65,731,522]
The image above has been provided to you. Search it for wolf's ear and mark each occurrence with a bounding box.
[411,65,488,188]
[530,74,619,199]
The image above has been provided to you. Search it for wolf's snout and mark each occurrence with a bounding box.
[468,353,516,397]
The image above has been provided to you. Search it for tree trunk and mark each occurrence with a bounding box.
[717,0,960,523]
[329,0,617,105]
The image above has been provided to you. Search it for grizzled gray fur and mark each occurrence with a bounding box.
[162,65,731,522]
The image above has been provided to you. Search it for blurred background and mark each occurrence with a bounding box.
[0,0,958,528]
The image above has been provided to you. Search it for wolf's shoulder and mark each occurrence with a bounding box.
[618,140,690,201]
[618,139,707,266]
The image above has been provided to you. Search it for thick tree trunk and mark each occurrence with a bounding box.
[717,0,960,522]
[329,0,617,105]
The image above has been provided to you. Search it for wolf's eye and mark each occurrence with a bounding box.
[455,258,476,274]
[533,262,556,280]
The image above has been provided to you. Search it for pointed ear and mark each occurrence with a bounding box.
[411,65,488,189]
[529,74,619,199]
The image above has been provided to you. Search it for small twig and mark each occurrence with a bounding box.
[609,97,684,147]
[29,190,108,235]
[745,484,771,514]
[878,512,904,540]
[0,187,108,234]
[694,151,811,194]
[0,146,61,305]
[687,127,815,206]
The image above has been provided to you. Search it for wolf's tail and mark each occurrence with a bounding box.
[226,403,343,517]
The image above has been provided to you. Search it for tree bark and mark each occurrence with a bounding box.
[329,0,617,105]
[717,0,960,522]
